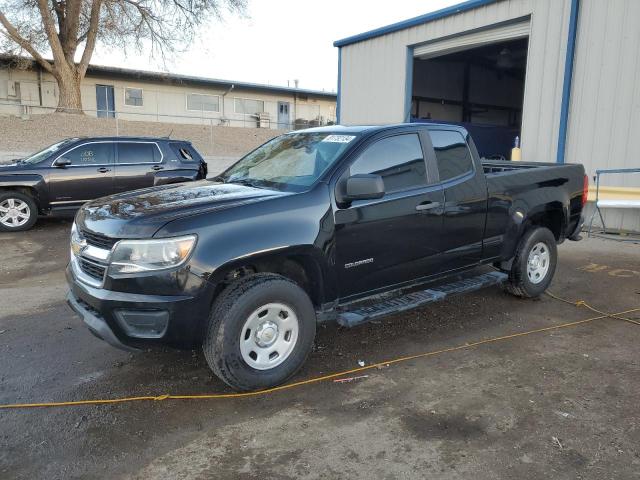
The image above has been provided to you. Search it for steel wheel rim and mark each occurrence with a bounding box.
[239,302,299,370]
[527,242,550,284]
[0,198,31,227]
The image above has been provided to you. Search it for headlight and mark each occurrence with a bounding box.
[109,235,197,274]
[70,221,84,257]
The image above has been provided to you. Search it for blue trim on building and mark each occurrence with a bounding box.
[336,48,342,124]
[404,47,414,122]
[556,0,580,164]
[333,0,499,47]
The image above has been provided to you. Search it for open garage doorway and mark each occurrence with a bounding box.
[411,31,529,160]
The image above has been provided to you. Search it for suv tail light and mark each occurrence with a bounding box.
[582,174,589,206]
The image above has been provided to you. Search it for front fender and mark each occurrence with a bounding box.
[0,174,49,207]
[155,184,337,304]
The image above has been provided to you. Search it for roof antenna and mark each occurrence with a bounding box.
[165,129,173,139]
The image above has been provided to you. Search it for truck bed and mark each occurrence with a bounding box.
[482,160,564,175]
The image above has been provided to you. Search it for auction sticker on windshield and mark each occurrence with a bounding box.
[322,135,356,143]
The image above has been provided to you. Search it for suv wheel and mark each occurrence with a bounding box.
[504,226,557,298]
[203,273,316,391]
[0,192,38,232]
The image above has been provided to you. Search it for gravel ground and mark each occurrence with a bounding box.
[0,222,639,479]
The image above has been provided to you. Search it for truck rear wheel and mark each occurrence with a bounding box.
[504,226,557,298]
[203,273,316,391]
[0,191,38,232]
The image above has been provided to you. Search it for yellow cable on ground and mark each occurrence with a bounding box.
[1,293,638,410]
[545,291,640,325]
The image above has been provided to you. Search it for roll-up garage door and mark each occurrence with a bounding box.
[413,18,531,60]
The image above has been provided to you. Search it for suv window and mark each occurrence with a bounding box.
[169,142,198,162]
[429,130,474,181]
[349,134,426,193]
[117,143,161,164]
[58,143,113,166]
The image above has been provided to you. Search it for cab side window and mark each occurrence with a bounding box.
[58,143,113,166]
[429,130,474,181]
[349,134,426,193]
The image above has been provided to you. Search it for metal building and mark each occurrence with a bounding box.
[335,0,640,232]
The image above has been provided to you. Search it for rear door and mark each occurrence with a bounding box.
[428,128,487,270]
[333,131,445,299]
[114,142,163,193]
[48,142,115,208]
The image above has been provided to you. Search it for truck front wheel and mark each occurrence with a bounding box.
[203,273,316,391]
[504,226,557,298]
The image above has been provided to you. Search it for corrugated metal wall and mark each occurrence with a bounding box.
[339,0,571,164]
[339,0,640,231]
[566,0,640,231]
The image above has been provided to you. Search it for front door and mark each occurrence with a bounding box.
[96,85,115,118]
[277,102,290,129]
[114,142,164,193]
[334,132,445,300]
[48,142,115,209]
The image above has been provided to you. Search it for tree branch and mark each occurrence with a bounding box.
[78,0,101,76]
[36,0,66,64]
[0,10,55,75]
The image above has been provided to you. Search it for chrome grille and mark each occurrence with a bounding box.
[81,229,118,250]
[78,257,107,281]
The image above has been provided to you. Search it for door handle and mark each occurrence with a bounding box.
[416,201,441,211]
[97,167,111,173]
[151,165,164,171]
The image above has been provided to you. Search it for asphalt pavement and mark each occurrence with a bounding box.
[1,220,639,479]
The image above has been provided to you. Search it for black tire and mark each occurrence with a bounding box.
[0,191,38,232]
[504,227,557,298]
[203,273,316,391]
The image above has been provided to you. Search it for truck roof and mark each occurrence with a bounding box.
[302,123,469,136]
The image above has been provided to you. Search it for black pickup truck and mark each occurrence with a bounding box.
[0,137,207,231]
[66,124,587,391]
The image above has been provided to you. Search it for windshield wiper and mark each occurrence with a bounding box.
[227,178,264,188]
[210,175,226,183]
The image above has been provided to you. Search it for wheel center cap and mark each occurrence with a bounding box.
[255,321,278,347]
[530,255,540,268]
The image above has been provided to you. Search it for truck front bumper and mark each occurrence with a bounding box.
[66,263,213,349]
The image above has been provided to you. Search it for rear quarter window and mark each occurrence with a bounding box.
[429,130,474,181]
[169,142,201,163]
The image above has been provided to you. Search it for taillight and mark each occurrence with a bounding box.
[582,174,589,206]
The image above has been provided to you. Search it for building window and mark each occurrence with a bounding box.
[234,97,265,115]
[124,87,143,107]
[186,93,220,112]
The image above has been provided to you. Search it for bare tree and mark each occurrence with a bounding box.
[0,0,246,112]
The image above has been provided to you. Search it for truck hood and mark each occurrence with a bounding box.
[76,180,289,238]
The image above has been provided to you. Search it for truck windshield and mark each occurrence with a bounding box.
[216,132,358,192]
[20,138,78,165]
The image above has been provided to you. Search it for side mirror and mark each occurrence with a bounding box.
[54,157,72,168]
[344,174,385,201]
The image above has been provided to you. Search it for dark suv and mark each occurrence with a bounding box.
[0,136,208,231]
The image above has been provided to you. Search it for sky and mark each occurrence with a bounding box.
[91,0,461,93]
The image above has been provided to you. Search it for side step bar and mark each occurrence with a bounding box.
[337,271,508,328]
